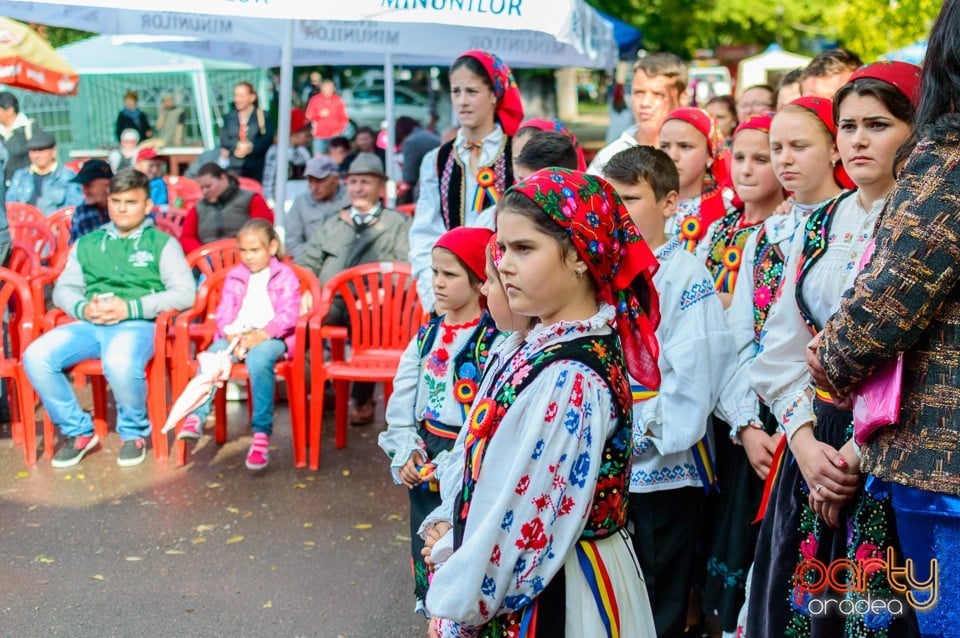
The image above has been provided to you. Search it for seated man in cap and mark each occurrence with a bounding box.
[69,159,115,243]
[7,131,82,215]
[299,153,411,426]
[134,148,168,208]
[284,155,349,262]
[262,108,314,203]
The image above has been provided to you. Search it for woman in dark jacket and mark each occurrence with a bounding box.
[815,2,960,634]
[219,81,274,183]
[115,90,152,143]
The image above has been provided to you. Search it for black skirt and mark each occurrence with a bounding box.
[746,398,919,638]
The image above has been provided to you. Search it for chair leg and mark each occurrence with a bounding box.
[9,376,24,447]
[309,374,325,471]
[334,379,349,449]
[90,375,109,441]
[214,388,227,445]
[16,373,37,467]
[147,364,168,462]
[42,409,56,460]
[285,371,306,469]
[383,381,394,406]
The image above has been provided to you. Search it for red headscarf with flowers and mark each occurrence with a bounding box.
[845,60,922,109]
[458,50,524,137]
[517,117,587,171]
[787,96,856,190]
[506,169,661,389]
[664,107,726,158]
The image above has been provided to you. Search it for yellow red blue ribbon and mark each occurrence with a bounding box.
[575,540,621,638]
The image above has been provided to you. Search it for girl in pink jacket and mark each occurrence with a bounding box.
[179,219,301,470]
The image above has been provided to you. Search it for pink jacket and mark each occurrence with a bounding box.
[216,257,301,356]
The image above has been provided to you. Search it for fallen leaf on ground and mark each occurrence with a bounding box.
[206,482,223,489]
[226,507,239,514]
[396,535,411,542]
[303,541,315,547]
[165,549,185,555]
[388,514,401,521]
[263,601,272,608]
[294,483,306,489]
[195,524,217,533]
[192,538,206,544]
[16,471,27,478]
[91,574,105,581]
[354,524,372,530]
[125,556,142,562]
[226,536,244,544]
[303,522,313,528]
[76,474,85,480]
[34,555,54,564]
[27,505,37,512]
[341,470,350,476]
[64,475,72,481]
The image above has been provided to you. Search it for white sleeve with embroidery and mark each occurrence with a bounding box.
[717,231,763,439]
[409,148,442,311]
[426,362,617,635]
[378,338,426,485]
[638,272,734,455]
[748,230,815,441]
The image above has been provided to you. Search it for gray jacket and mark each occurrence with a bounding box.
[284,184,350,262]
[297,207,411,286]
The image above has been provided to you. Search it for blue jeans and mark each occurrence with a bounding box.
[189,338,286,435]
[23,320,156,441]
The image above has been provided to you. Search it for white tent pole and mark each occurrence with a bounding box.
[384,52,396,208]
[274,18,293,230]
[193,69,214,149]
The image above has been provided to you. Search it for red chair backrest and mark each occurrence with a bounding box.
[156,207,188,238]
[9,220,58,265]
[236,176,264,196]
[164,175,202,210]
[7,241,41,277]
[186,238,241,277]
[0,267,39,359]
[395,203,415,217]
[65,158,87,173]
[6,202,44,225]
[46,206,75,254]
[320,261,422,354]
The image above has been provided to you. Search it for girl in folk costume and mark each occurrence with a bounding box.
[746,62,923,638]
[409,50,523,311]
[699,113,786,638]
[696,114,784,308]
[422,169,661,638]
[659,107,735,254]
[512,118,588,171]
[378,227,503,615]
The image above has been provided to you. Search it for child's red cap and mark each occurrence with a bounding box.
[434,227,495,282]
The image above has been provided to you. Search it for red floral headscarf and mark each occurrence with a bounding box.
[458,50,524,137]
[786,96,856,190]
[518,117,587,171]
[506,169,661,389]
[663,107,726,159]
[845,60,922,109]
[733,112,774,137]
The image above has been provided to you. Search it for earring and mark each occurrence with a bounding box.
[576,268,584,278]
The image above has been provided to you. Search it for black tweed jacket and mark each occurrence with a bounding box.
[819,113,960,496]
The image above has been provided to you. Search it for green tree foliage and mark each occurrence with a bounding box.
[27,24,91,49]
[591,0,936,60]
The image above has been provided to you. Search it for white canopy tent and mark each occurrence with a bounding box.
[736,44,811,96]
[2,0,616,217]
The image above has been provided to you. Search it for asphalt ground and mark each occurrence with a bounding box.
[0,399,427,638]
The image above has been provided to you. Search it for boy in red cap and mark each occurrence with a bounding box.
[378,225,503,616]
[134,148,168,209]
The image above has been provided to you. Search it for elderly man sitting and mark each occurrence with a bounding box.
[7,131,82,215]
[283,156,349,262]
[298,153,410,426]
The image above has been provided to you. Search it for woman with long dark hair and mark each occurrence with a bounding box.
[816,2,960,635]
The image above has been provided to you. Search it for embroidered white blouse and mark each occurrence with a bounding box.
[719,205,808,437]
[408,126,503,309]
[750,192,885,441]
[631,237,737,493]
[378,318,503,485]
[423,305,626,631]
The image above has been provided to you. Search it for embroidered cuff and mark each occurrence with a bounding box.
[732,417,764,444]
[780,390,815,444]
[389,443,426,485]
[126,298,143,320]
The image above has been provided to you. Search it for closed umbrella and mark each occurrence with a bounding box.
[161,338,239,435]
[0,18,78,95]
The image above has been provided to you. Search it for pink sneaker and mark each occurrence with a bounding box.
[245,432,270,470]
[178,415,202,440]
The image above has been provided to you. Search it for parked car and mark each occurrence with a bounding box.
[341,84,449,139]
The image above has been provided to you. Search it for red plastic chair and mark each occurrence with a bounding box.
[0,268,40,466]
[39,309,176,463]
[236,176,264,196]
[395,203,416,217]
[186,238,241,277]
[164,175,202,210]
[5,202,44,225]
[65,158,87,173]
[9,220,63,273]
[309,261,424,469]
[7,240,56,318]
[156,207,188,239]
[47,206,75,250]
[170,264,322,468]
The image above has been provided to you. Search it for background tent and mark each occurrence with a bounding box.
[882,39,926,65]
[736,44,811,95]
[595,10,642,60]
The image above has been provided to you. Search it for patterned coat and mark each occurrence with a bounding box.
[819,113,960,496]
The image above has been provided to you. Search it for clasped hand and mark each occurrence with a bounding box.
[84,294,128,325]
